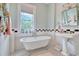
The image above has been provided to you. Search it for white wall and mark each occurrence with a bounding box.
[35,4,48,29]
[47,4,55,29]
[55,3,63,29]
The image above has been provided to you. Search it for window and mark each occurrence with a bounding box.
[20,12,34,33]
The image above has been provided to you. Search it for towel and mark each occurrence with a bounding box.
[5,16,12,35]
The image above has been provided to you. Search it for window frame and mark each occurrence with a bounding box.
[19,4,36,35]
[20,11,34,33]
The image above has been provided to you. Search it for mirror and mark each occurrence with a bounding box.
[62,7,78,26]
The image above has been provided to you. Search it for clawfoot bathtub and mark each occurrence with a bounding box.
[20,36,51,51]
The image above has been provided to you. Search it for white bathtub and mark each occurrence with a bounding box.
[20,36,51,50]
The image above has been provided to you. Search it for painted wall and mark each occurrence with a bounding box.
[55,3,63,29]
[47,4,56,41]
[35,4,48,29]
[47,4,55,29]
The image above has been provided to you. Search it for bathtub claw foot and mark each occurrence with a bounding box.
[46,45,49,50]
[27,51,32,56]
[28,53,31,56]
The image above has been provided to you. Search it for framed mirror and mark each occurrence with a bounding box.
[62,7,78,26]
